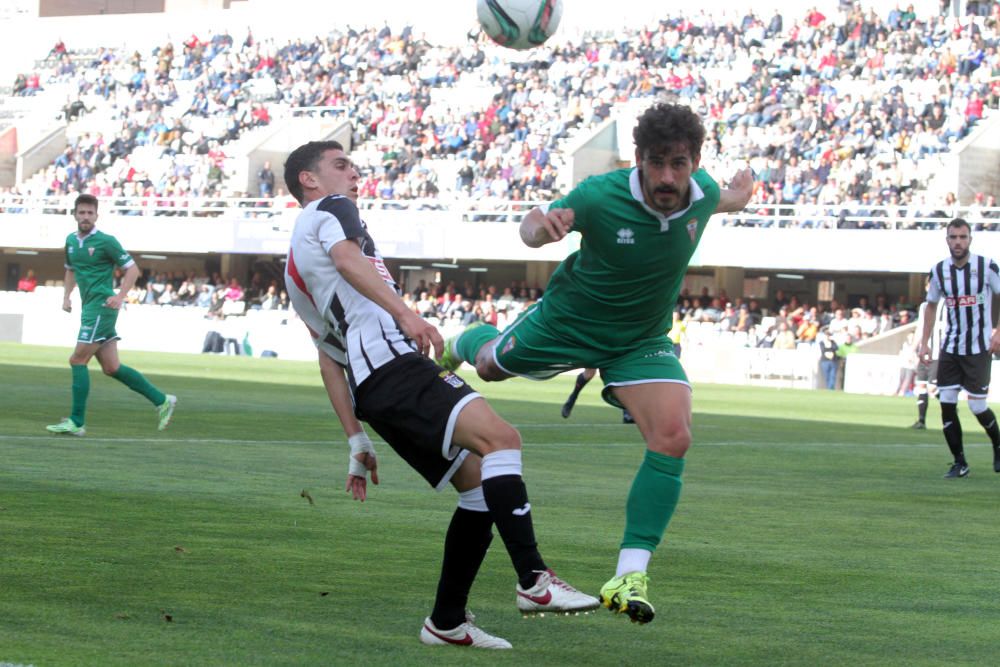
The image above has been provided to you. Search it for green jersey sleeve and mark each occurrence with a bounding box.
[106,235,135,269]
[548,175,599,235]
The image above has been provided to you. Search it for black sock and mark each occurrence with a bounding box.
[974,408,1000,450]
[430,507,493,630]
[941,402,965,464]
[916,392,929,423]
[481,474,545,589]
[565,372,589,404]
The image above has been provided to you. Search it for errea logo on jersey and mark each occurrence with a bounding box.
[616,228,635,245]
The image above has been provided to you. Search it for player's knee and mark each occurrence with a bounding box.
[100,361,119,376]
[493,422,522,451]
[938,387,960,403]
[968,397,989,415]
[480,421,522,454]
[647,423,691,457]
[474,357,506,382]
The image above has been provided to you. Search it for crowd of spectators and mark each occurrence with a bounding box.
[688,1,1000,225]
[676,285,916,352]
[4,2,997,217]
[111,265,550,340]
[401,278,543,332]
[108,264,916,354]
[122,269,290,317]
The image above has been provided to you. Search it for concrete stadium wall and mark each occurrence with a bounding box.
[955,114,1000,204]
[16,125,66,186]
[1,287,317,360]
[245,117,352,196]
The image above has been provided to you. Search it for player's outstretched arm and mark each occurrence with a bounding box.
[715,167,755,214]
[520,206,574,248]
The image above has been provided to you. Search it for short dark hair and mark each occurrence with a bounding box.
[948,217,970,231]
[283,140,344,204]
[74,193,99,211]
[633,103,705,160]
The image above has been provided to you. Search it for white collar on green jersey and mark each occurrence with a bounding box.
[629,168,705,227]
[73,228,98,245]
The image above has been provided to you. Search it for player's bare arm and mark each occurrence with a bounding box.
[917,300,937,360]
[105,263,139,310]
[520,206,574,248]
[715,167,754,214]
[61,268,76,312]
[317,349,379,501]
[329,239,444,358]
[990,327,1000,356]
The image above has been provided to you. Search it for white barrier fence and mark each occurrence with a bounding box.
[4,288,1000,402]
[0,288,318,361]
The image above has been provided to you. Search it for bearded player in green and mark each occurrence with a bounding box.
[46,194,176,436]
[440,103,753,624]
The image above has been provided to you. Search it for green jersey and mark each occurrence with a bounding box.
[64,229,134,308]
[540,167,720,349]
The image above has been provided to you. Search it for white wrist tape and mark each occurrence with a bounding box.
[348,432,375,477]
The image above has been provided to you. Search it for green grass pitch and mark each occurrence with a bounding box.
[2,341,999,666]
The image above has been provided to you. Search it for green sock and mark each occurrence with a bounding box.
[70,364,90,427]
[620,450,685,551]
[112,364,166,406]
[454,324,500,364]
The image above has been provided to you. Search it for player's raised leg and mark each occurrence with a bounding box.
[439,321,497,373]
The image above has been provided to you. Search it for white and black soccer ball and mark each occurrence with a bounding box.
[476,0,563,51]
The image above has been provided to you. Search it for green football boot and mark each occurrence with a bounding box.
[599,571,655,624]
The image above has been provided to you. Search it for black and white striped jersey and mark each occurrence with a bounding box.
[284,195,415,390]
[926,253,1000,356]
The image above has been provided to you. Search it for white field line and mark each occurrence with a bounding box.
[0,434,946,449]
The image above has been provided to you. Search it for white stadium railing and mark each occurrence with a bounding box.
[1,194,998,229]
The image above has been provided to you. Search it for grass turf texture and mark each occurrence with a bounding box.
[2,341,999,666]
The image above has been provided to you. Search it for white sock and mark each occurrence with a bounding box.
[481,449,523,480]
[616,548,651,577]
[457,486,488,512]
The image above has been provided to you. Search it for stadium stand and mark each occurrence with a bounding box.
[2,3,996,209]
[2,2,999,393]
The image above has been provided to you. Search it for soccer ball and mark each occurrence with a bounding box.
[476,0,563,51]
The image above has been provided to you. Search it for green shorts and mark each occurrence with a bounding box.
[493,304,689,409]
[77,304,120,345]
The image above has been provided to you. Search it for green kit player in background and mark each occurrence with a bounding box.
[440,103,754,624]
[46,194,176,436]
